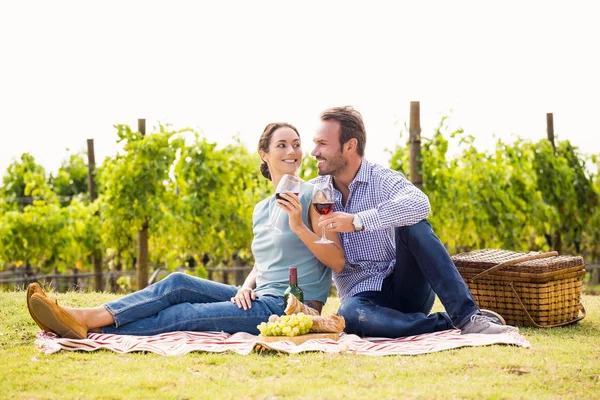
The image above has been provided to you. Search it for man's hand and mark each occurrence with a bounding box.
[231,287,256,310]
[318,211,355,232]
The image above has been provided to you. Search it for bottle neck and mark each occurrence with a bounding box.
[289,267,298,286]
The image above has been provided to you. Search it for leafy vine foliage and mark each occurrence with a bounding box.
[1,120,598,279]
[388,119,599,261]
[0,153,99,272]
[49,153,89,205]
[0,125,271,276]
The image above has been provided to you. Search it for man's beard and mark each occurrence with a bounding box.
[317,152,347,176]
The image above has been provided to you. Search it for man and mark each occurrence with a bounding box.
[310,106,517,337]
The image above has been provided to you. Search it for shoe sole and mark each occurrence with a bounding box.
[29,294,87,339]
[26,283,51,332]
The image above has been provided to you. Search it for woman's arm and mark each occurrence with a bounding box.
[278,193,345,273]
[231,265,258,310]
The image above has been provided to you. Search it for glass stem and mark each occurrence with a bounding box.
[321,226,327,241]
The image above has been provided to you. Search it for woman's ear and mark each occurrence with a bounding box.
[258,150,267,162]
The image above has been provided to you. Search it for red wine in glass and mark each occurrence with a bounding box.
[313,202,334,215]
[312,182,335,244]
[276,192,299,201]
[264,174,303,232]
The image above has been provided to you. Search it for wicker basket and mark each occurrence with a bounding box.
[452,249,586,328]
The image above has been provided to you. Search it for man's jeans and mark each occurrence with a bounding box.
[338,219,479,338]
[101,272,285,335]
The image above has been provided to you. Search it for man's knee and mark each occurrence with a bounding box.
[395,219,443,249]
[338,297,372,335]
[395,219,431,237]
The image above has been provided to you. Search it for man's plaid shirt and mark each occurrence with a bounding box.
[311,159,431,301]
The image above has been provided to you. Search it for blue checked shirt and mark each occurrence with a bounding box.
[311,159,431,302]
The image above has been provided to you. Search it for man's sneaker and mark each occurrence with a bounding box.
[460,313,519,335]
[480,309,506,325]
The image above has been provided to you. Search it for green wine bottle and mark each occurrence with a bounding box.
[283,266,304,305]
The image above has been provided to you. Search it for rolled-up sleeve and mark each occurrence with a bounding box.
[358,174,430,231]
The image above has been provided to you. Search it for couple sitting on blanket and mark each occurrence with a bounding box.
[26,106,517,340]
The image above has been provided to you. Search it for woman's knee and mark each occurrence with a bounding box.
[161,272,196,287]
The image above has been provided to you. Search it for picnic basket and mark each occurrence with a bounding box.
[451,249,586,327]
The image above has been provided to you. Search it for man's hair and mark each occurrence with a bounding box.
[320,106,366,156]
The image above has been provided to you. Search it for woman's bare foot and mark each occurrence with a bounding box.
[28,294,87,339]
[62,305,115,331]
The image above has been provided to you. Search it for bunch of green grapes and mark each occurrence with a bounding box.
[257,312,313,337]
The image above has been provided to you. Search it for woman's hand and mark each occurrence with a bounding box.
[231,286,256,310]
[277,192,304,233]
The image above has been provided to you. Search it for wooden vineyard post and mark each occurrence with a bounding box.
[545,112,562,252]
[409,101,423,190]
[547,113,556,154]
[86,139,103,291]
[136,119,149,289]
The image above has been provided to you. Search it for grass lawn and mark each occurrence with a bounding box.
[1,290,599,399]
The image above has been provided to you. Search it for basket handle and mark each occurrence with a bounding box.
[470,251,559,282]
[508,282,587,328]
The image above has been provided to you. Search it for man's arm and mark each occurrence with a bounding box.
[318,171,430,232]
[357,175,430,231]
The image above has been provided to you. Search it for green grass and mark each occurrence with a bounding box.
[1,291,599,399]
[585,283,600,295]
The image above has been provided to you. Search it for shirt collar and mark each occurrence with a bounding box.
[352,158,371,184]
[324,158,371,188]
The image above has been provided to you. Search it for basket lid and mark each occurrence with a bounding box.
[451,249,584,274]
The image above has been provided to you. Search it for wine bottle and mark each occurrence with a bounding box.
[283,266,304,305]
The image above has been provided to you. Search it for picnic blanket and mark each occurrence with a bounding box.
[35,329,530,356]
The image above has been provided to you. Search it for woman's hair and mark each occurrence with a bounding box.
[257,122,300,180]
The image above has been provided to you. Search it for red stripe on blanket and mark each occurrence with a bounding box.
[34,329,530,356]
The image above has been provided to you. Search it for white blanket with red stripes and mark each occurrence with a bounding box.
[35,329,530,356]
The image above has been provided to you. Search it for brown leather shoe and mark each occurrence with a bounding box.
[29,293,88,339]
[26,283,51,332]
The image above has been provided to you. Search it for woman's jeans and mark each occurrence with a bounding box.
[101,272,285,335]
[338,219,479,338]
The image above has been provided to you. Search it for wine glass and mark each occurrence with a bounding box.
[312,181,335,244]
[264,174,303,232]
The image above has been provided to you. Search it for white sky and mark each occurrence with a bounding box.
[1,1,599,176]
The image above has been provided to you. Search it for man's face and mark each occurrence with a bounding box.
[311,120,347,176]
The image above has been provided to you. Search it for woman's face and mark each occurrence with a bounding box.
[262,127,302,177]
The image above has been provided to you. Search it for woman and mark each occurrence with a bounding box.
[27,122,344,339]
